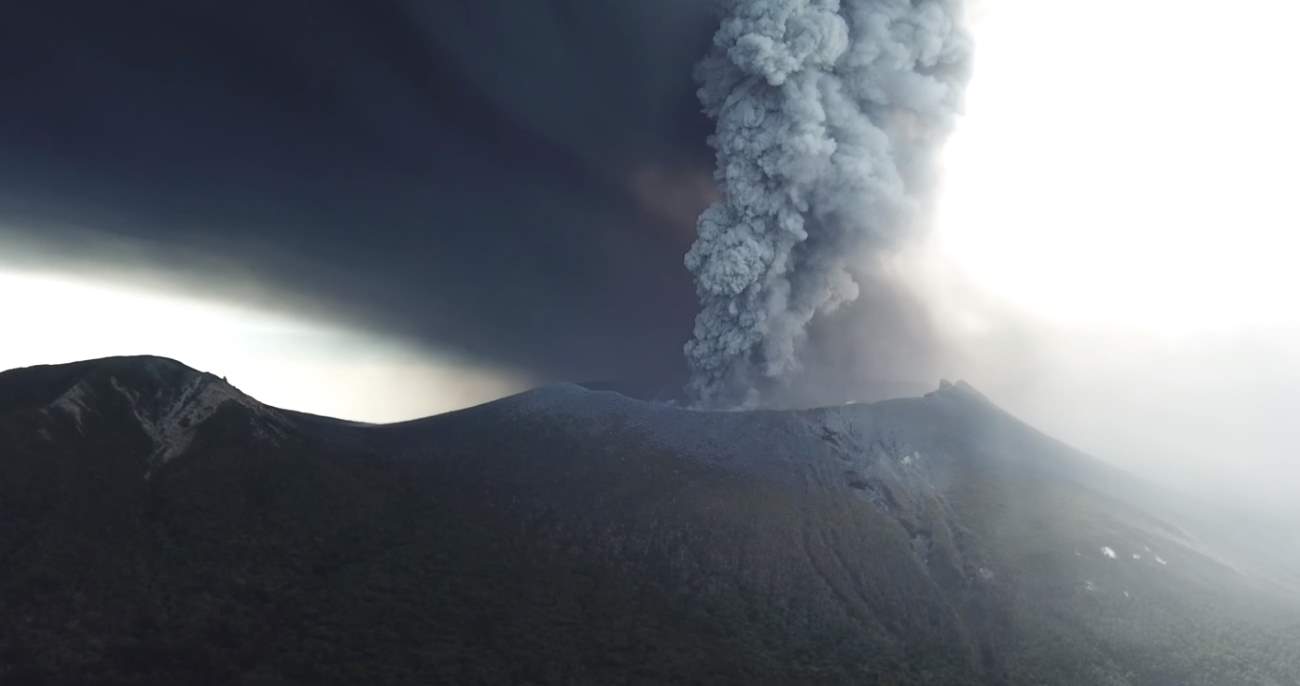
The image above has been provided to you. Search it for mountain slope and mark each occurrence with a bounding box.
[0,357,1296,685]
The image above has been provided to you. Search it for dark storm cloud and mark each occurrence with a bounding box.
[0,0,953,399]
[0,1,720,388]
[402,1,721,173]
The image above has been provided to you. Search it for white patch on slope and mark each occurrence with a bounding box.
[49,380,93,433]
[108,374,280,465]
[1101,546,1118,559]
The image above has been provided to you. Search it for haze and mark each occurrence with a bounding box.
[927,0,1300,521]
[0,264,529,423]
[1,0,1296,532]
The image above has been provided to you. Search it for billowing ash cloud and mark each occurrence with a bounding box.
[684,0,971,407]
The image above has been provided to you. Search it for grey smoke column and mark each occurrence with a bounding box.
[684,0,971,407]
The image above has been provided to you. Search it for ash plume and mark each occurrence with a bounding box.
[684,0,971,407]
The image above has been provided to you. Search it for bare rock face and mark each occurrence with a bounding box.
[0,358,1296,685]
[18,356,290,472]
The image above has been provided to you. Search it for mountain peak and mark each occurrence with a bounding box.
[7,356,285,467]
[930,378,994,406]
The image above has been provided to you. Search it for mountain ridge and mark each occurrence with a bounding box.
[0,356,1296,685]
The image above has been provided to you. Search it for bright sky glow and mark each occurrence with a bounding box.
[921,0,1300,515]
[936,0,1300,335]
[0,268,529,422]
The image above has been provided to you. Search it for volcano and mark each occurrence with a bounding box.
[0,356,1295,685]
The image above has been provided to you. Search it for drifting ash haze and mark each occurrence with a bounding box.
[685,0,971,407]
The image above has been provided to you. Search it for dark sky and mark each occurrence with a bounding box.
[0,1,720,388]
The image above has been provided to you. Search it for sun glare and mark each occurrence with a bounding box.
[935,0,1300,335]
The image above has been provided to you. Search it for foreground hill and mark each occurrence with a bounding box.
[0,357,1296,685]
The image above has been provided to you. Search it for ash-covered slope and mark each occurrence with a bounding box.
[0,357,1296,685]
